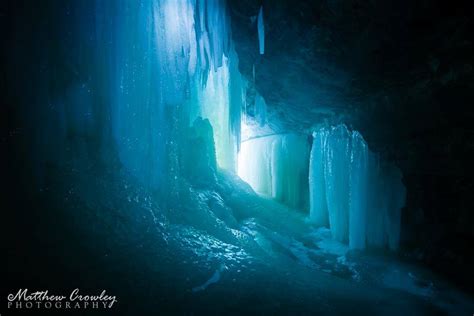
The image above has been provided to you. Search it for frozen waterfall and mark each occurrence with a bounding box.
[238,122,405,250]
[95,0,245,186]
[65,0,404,252]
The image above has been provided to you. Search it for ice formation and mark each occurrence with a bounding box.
[99,0,245,184]
[238,133,310,210]
[309,125,406,250]
[257,6,265,55]
[34,0,405,253]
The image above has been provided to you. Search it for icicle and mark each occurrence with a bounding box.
[257,6,265,55]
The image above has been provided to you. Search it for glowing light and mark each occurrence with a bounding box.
[238,121,310,209]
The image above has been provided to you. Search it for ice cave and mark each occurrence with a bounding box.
[3,0,474,315]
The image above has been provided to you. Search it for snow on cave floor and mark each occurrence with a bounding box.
[35,168,474,315]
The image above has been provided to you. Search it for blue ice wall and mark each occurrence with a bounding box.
[25,0,244,190]
[309,125,406,250]
[68,0,243,188]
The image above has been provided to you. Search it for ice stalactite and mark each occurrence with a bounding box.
[309,125,406,250]
[257,6,265,55]
[238,133,310,210]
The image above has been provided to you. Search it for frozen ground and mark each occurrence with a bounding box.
[20,167,472,315]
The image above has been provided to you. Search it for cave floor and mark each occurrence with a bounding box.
[5,169,474,315]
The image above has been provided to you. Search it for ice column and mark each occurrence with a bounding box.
[324,125,351,242]
[309,125,406,250]
[349,131,369,249]
[309,130,329,226]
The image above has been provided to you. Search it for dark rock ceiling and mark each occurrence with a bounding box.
[229,0,474,285]
[229,0,474,149]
